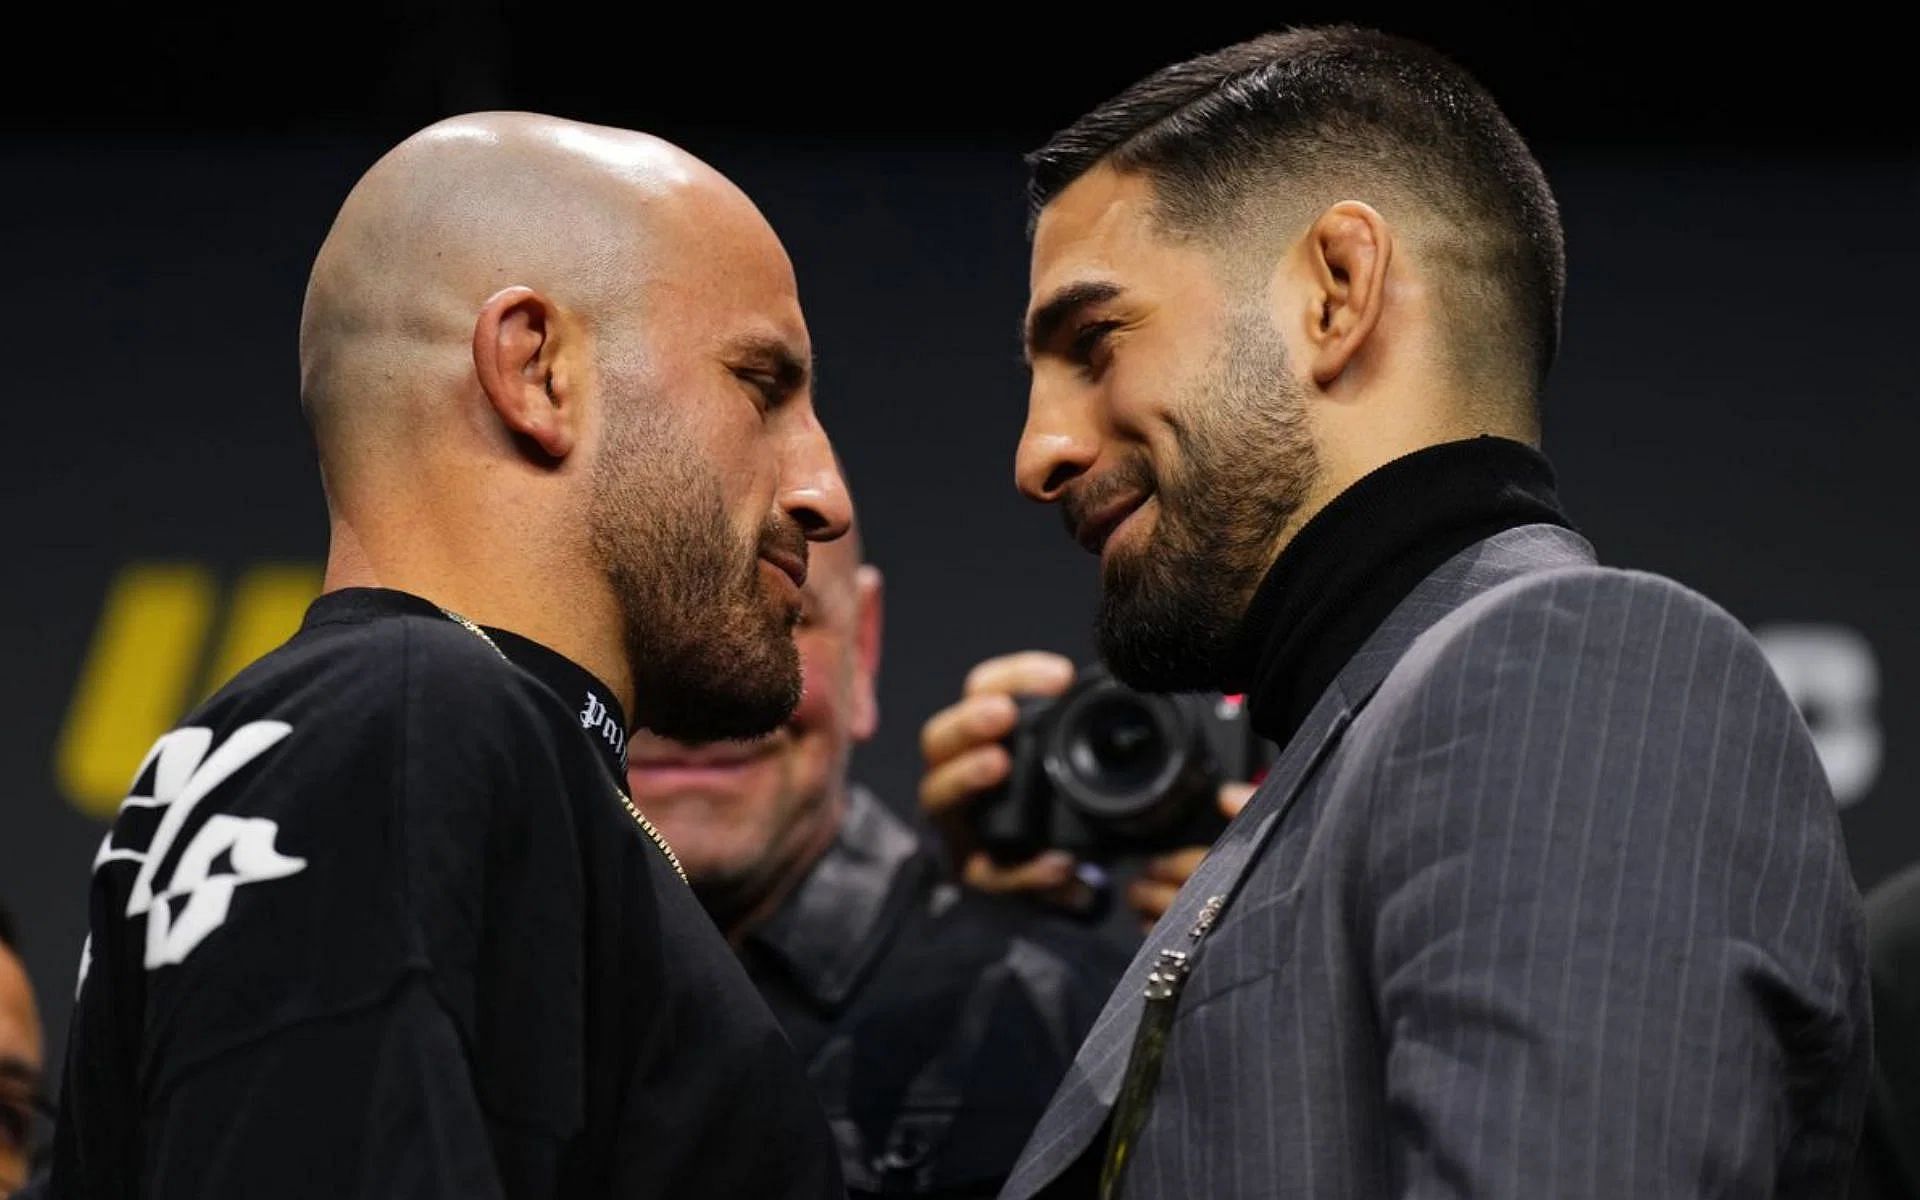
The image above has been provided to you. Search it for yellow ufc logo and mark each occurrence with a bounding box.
[56,563,322,819]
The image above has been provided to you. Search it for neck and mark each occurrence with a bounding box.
[714,787,849,945]
[1243,407,1539,606]
[322,507,635,717]
[1226,435,1571,746]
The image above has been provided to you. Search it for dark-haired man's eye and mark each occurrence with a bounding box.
[1071,321,1120,373]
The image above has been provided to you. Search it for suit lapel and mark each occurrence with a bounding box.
[1000,524,1596,1199]
[998,680,1355,1198]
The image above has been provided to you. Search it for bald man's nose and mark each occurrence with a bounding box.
[781,422,852,543]
[1015,380,1099,504]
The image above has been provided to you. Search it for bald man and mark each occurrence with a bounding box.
[50,114,850,1199]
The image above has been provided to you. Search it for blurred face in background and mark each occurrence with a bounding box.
[0,941,43,1194]
[627,533,883,933]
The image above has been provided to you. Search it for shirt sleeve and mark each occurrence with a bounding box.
[137,975,532,1199]
[51,621,583,1199]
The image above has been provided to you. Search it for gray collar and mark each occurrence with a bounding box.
[747,786,927,1009]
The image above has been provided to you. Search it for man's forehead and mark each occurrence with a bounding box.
[641,186,802,322]
[1029,165,1162,293]
[710,259,809,364]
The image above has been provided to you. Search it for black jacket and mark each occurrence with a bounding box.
[50,588,844,1199]
[1856,862,1920,1200]
[740,788,1126,1197]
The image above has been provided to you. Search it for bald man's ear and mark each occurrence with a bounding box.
[1287,201,1393,389]
[847,565,884,743]
[473,286,577,460]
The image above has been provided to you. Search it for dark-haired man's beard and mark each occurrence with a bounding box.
[589,412,806,744]
[1092,313,1317,692]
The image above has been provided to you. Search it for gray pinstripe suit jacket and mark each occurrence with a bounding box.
[1003,525,1871,1199]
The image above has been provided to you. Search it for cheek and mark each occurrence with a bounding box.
[1103,372,1153,434]
[1103,335,1197,444]
[672,376,780,525]
[787,637,833,721]
[788,631,841,727]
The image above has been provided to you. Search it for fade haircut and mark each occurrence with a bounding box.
[1027,26,1566,402]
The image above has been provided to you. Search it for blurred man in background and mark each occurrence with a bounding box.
[0,905,46,1197]
[629,525,1126,1198]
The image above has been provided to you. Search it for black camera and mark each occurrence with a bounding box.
[972,665,1273,864]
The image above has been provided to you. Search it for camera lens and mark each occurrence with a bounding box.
[1044,679,1197,826]
[1016,666,1245,859]
[1066,696,1168,795]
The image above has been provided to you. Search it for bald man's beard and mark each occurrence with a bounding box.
[589,412,804,744]
[1091,311,1318,692]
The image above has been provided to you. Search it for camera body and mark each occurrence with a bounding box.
[972,665,1273,865]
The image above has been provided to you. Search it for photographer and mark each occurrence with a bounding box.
[628,527,1127,1199]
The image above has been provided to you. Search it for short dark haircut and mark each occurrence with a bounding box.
[0,901,16,954]
[1027,26,1566,396]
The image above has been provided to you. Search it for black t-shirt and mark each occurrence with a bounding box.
[49,588,845,1199]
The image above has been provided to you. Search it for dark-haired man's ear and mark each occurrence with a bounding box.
[1294,201,1392,389]
[473,286,580,460]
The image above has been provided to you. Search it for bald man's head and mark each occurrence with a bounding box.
[302,113,852,742]
[302,113,735,478]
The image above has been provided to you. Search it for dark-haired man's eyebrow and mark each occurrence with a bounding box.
[1023,281,1125,365]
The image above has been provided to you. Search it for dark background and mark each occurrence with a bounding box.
[2,6,1912,1070]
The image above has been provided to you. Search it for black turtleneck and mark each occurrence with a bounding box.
[1226,436,1574,749]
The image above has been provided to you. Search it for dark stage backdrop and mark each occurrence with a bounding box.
[1,138,1910,1066]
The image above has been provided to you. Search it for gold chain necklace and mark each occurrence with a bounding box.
[439,608,688,886]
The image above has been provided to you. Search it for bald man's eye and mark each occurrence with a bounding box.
[734,370,784,413]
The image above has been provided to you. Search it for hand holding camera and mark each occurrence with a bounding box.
[919,651,1264,928]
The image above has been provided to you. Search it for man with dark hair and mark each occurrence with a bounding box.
[628,524,1125,1197]
[50,114,849,1198]
[923,27,1869,1197]
[0,904,47,1197]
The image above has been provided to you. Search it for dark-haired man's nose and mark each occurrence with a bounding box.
[1015,381,1101,504]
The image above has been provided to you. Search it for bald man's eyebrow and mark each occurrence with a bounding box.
[725,335,812,393]
[1024,281,1125,365]
[0,1058,40,1088]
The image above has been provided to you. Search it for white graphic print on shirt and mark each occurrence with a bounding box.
[85,721,305,977]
